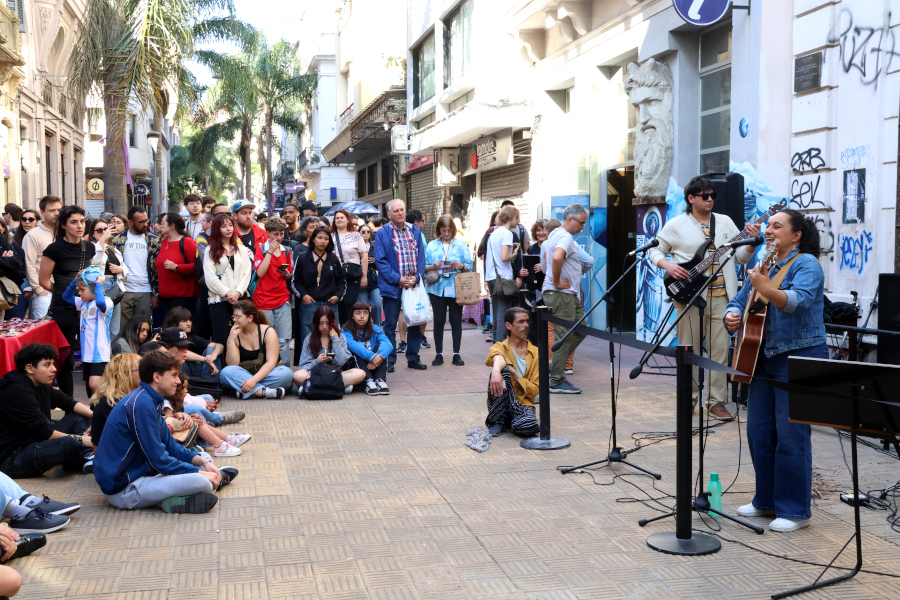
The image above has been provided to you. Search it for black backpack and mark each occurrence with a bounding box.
[300,361,345,400]
[187,375,223,401]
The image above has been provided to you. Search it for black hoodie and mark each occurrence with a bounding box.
[0,370,78,464]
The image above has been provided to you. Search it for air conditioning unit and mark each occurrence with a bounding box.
[391,124,410,153]
[434,149,460,187]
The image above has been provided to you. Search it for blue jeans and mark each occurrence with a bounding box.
[383,295,421,364]
[747,342,827,521]
[183,404,222,426]
[357,288,383,326]
[182,346,222,381]
[299,301,337,347]
[0,470,27,512]
[261,303,292,366]
[219,364,294,399]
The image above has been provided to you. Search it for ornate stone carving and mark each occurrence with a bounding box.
[625,58,674,199]
[0,65,12,85]
[39,8,51,34]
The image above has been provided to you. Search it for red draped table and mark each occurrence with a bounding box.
[0,320,70,372]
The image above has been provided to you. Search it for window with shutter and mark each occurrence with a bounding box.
[7,0,24,32]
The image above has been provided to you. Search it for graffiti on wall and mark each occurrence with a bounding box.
[827,9,900,89]
[838,230,874,276]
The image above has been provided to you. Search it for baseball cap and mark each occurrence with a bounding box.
[160,327,192,348]
[232,200,255,214]
[300,201,317,212]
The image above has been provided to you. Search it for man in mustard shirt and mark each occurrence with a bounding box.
[484,308,540,436]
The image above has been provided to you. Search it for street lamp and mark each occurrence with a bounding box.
[146,131,161,153]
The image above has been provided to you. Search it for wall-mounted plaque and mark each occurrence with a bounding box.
[795,52,822,93]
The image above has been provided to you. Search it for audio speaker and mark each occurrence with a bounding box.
[878,274,900,365]
[700,172,745,231]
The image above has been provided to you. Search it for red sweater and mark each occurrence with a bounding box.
[155,236,198,299]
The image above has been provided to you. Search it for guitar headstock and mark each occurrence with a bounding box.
[762,239,779,269]
[770,199,788,215]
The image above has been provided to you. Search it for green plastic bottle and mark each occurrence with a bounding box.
[708,472,722,516]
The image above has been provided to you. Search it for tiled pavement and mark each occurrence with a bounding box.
[9,328,900,599]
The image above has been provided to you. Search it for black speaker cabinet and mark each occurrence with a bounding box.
[700,171,746,231]
[878,273,900,365]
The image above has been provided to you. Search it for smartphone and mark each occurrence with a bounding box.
[152,327,161,338]
[325,351,336,358]
[276,263,289,272]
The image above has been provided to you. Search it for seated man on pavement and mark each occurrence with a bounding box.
[93,350,237,514]
[0,343,94,478]
[485,308,540,437]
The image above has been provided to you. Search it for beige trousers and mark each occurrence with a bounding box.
[675,295,730,407]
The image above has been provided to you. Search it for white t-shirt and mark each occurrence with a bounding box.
[122,232,151,293]
[75,296,112,363]
[485,226,514,282]
[541,228,582,295]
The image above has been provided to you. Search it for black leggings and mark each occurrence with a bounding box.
[429,294,463,354]
[339,280,361,324]
[208,301,234,345]
[50,302,78,398]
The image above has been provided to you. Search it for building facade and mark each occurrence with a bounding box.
[0,3,25,210]
[400,0,899,336]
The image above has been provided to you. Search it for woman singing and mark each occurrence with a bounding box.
[724,209,826,533]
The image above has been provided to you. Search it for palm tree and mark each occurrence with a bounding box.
[67,0,255,213]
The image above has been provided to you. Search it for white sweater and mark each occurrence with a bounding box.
[202,245,252,304]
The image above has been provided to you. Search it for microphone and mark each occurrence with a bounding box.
[629,364,643,379]
[723,235,764,249]
[627,238,660,257]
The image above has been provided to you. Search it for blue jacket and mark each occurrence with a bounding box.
[724,249,826,357]
[93,382,200,495]
[342,324,393,362]
[373,222,426,299]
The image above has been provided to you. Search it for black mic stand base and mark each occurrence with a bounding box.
[638,496,765,535]
[560,446,662,479]
[646,530,721,556]
[521,436,571,450]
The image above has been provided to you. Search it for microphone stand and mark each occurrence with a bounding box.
[635,246,764,535]
[559,249,661,479]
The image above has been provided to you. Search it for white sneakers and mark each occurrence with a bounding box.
[214,442,241,457]
[225,433,251,447]
[737,504,809,532]
[261,387,286,399]
[365,380,380,395]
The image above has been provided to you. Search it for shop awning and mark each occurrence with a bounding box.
[322,87,407,164]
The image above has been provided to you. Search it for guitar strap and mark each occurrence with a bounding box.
[758,254,800,306]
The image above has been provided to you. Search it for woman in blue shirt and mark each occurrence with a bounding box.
[724,209,826,533]
[424,215,473,366]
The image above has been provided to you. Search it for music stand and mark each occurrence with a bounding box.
[772,357,900,599]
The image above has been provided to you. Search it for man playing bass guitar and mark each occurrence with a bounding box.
[647,176,760,420]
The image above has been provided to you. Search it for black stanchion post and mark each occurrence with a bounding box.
[645,346,721,556]
[521,306,570,450]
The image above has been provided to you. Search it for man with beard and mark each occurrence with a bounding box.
[648,177,760,420]
[624,58,675,199]
[281,203,304,244]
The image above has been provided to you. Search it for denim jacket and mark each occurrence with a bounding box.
[724,248,825,357]
[424,238,473,298]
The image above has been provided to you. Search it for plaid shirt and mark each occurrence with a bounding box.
[390,223,418,278]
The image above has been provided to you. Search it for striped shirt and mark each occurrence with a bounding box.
[76,295,113,363]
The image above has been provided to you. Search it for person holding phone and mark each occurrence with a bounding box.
[252,217,293,366]
[293,305,366,395]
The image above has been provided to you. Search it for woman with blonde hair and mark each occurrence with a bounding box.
[90,353,141,449]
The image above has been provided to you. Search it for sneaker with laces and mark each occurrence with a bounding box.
[0,534,46,564]
[376,379,390,395]
[19,494,80,516]
[214,442,241,457]
[769,518,809,532]
[365,380,380,395]
[217,466,239,491]
[398,341,407,353]
[225,433,251,447]
[220,411,245,424]
[420,338,431,349]
[9,508,70,534]
[549,380,582,394]
[161,492,218,514]
[708,402,733,420]
[737,503,776,517]
[432,354,443,366]
[452,354,465,366]
[564,368,574,375]
[261,387,286,399]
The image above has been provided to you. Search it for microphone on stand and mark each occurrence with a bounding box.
[627,238,660,257]
[723,235,765,249]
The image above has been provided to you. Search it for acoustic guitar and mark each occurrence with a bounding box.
[731,241,779,384]
[664,199,787,304]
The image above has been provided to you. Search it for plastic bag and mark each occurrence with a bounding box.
[402,280,432,326]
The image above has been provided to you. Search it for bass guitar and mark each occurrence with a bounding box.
[664,199,787,304]
[731,240,779,384]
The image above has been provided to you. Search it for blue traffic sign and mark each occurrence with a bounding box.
[672,0,731,26]
[134,184,149,196]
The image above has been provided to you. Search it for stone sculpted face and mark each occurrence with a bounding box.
[625,59,674,199]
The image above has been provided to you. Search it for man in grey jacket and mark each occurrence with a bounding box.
[23,196,62,319]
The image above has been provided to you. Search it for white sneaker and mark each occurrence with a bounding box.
[769,518,809,532]
[376,379,390,395]
[214,443,242,457]
[344,384,353,394]
[737,503,776,517]
[261,387,286,399]
[365,380,379,395]
[564,369,574,375]
[226,433,251,447]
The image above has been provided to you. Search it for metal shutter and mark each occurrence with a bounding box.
[480,138,531,204]
[408,169,443,244]
[86,199,104,218]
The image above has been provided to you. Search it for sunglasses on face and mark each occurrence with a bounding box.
[21,217,36,223]
[94,227,107,233]
[695,192,718,201]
